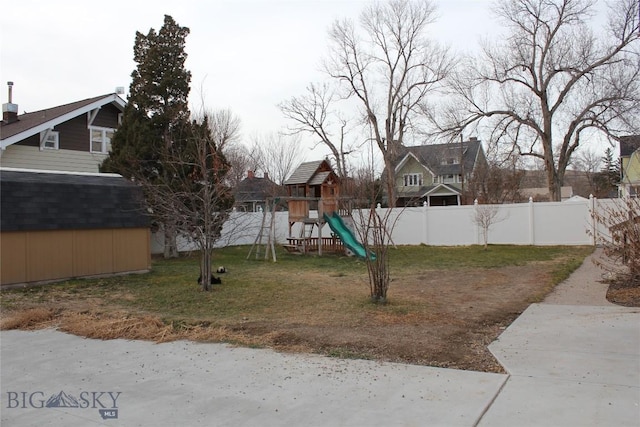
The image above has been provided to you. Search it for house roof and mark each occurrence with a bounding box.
[284,160,337,186]
[0,93,126,149]
[0,168,149,232]
[234,175,285,202]
[394,139,484,176]
[620,135,640,157]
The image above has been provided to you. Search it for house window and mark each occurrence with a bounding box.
[403,173,423,187]
[40,130,59,150]
[90,127,114,154]
[441,157,458,165]
[442,174,458,183]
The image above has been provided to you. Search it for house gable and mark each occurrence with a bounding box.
[0,94,125,173]
[618,135,640,197]
[234,171,286,212]
[394,153,435,189]
[394,138,485,181]
[0,94,125,149]
[391,138,486,205]
[424,183,461,197]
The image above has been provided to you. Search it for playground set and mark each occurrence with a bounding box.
[247,160,370,261]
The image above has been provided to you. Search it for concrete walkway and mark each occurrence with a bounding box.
[482,249,640,426]
[1,250,639,426]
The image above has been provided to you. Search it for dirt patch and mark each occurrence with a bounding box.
[1,264,559,373]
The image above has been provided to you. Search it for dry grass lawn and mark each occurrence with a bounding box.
[1,245,596,373]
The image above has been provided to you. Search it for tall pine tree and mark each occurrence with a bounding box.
[102,15,192,258]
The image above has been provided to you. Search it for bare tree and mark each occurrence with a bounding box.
[447,0,640,201]
[223,143,255,188]
[592,197,640,286]
[324,0,454,207]
[144,115,234,291]
[468,151,525,203]
[279,82,354,178]
[249,132,306,185]
[472,203,506,249]
[349,207,396,304]
[202,109,243,188]
[572,148,605,195]
[347,158,402,303]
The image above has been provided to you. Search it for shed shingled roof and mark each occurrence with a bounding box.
[0,169,149,232]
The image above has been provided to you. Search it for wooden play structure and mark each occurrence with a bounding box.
[283,159,349,256]
[248,160,356,260]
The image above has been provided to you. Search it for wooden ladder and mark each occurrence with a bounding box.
[247,199,278,262]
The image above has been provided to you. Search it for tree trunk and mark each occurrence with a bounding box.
[546,170,562,202]
[163,220,179,259]
[384,155,396,208]
[200,249,212,291]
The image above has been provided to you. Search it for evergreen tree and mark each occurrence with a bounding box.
[592,147,621,197]
[102,15,192,258]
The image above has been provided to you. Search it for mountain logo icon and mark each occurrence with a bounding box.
[45,391,80,408]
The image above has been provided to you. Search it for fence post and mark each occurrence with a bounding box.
[473,199,480,245]
[423,201,429,245]
[589,194,596,246]
[528,197,535,245]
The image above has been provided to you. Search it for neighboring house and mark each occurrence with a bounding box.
[234,170,285,212]
[0,89,125,173]
[619,135,640,198]
[392,137,488,206]
[0,168,150,286]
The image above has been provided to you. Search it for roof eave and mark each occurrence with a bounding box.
[0,94,125,150]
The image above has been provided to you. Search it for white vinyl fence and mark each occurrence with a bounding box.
[151,197,618,254]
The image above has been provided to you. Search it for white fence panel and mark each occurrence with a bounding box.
[426,205,477,245]
[488,203,531,245]
[533,200,592,245]
[386,207,425,245]
[151,197,621,254]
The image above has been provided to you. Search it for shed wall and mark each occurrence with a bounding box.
[1,228,150,286]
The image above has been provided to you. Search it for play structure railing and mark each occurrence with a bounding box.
[287,197,352,222]
[284,236,345,254]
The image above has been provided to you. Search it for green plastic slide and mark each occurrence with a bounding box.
[323,212,375,260]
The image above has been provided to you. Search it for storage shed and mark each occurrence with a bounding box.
[1,168,151,286]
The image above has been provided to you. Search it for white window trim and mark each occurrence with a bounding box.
[441,174,461,184]
[403,173,423,187]
[89,126,114,154]
[40,129,59,150]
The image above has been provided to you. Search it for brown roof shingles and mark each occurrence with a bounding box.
[0,94,119,141]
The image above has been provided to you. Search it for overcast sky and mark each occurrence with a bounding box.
[1,0,496,159]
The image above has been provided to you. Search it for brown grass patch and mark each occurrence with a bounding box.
[1,308,315,354]
[0,307,58,330]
